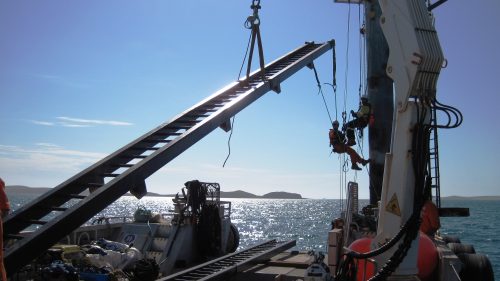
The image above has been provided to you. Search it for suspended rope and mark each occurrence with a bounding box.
[225,0,267,167]
[358,3,366,101]
[311,63,334,125]
[237,32,253,81]
[308,51,354,206]
[353,4,369,176]
[310,51,350,205]
[324,46,339,121]
[335,2,353,205]
[358,4,362,102]
[222,116,236,167]
[342,1,352,127]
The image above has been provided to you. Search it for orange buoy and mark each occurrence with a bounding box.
[417,232,438,280]
[349,233,438,281]
[348,237,375,281]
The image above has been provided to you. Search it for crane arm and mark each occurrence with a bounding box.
[373,0,445,276]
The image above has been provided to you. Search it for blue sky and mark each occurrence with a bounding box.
[0,0,499,199]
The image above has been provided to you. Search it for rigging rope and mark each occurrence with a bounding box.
[223,116,236,167]
[342,1,352,127]
[224,0,269,167]
[311,63,334,125]
[358,3,363,102]
[237,32,253,81]
[308,51,355,208]
[323,38,339,121]
[244,0,266,81]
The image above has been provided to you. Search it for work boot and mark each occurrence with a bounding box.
[362,159,371,166]
[351,163,362,171]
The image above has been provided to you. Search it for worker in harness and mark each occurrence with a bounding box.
[329,121,370,171]
[344,95,371,146]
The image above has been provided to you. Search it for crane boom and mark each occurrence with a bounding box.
[3,40,335,275]
[374,0,445,275]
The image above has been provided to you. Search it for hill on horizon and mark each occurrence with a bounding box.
[7,186,498,200]
[5,185,303,199]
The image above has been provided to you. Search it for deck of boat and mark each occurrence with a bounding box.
[233,251,317,281]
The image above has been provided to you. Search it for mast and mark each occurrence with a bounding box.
[335,0,393,204]
[365,0,394,205]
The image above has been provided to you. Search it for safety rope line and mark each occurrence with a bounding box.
[225,0,266,167]
[308,51,349,206]
[309,60,347,207]
[237,32,253,81]
[342,1,352,128]
[222,116,236,167]
[358,3,365,101]
[309,48,349,203]
[355,3,369,179]
[334,1,353,207]
[311,64,334,125]
[330,38,338,121]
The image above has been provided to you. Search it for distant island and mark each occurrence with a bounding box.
[7,186,500,200]
[5,185,303,199]
[219,190,303,199]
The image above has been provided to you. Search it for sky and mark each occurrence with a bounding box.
[0,0,499,199]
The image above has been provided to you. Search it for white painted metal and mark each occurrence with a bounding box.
[373,0,445,276]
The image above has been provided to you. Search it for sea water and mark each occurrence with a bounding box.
[7,195,499,277]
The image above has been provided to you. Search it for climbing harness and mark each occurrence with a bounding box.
[244,0,266,81]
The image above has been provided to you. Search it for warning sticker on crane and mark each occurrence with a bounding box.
[385,193,401,216]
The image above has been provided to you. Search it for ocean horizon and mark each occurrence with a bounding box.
[6,185,500,200]
[6,194,499,278]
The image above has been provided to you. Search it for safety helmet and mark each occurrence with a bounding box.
[332,120,339,127]
[361,95,368,101]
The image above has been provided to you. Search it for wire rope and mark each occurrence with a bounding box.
[237,32,253,81]
[311,64,334,125]
[358,3,364,101]
[222,116,236,167]
[343,2,352,127]
[225,0,264,167]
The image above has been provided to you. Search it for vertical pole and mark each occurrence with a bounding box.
[365,0,393,205]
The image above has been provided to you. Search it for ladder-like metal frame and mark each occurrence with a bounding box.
[3,40,334,274]
[158,239,296,281]
[429,106,441,208]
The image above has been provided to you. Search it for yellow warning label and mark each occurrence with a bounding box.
[385,193,401,216]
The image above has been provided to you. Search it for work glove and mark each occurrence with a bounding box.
[351,110,357,118]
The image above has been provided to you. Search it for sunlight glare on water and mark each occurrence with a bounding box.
[229,198,341,251]
[93,197,343,252]
[9,194,499,277]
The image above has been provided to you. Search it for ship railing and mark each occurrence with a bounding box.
[220,200,232,219]
[90,216,134,225]
[89,213,177,225]
[342,182,359,245]
[343,192,354,245]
